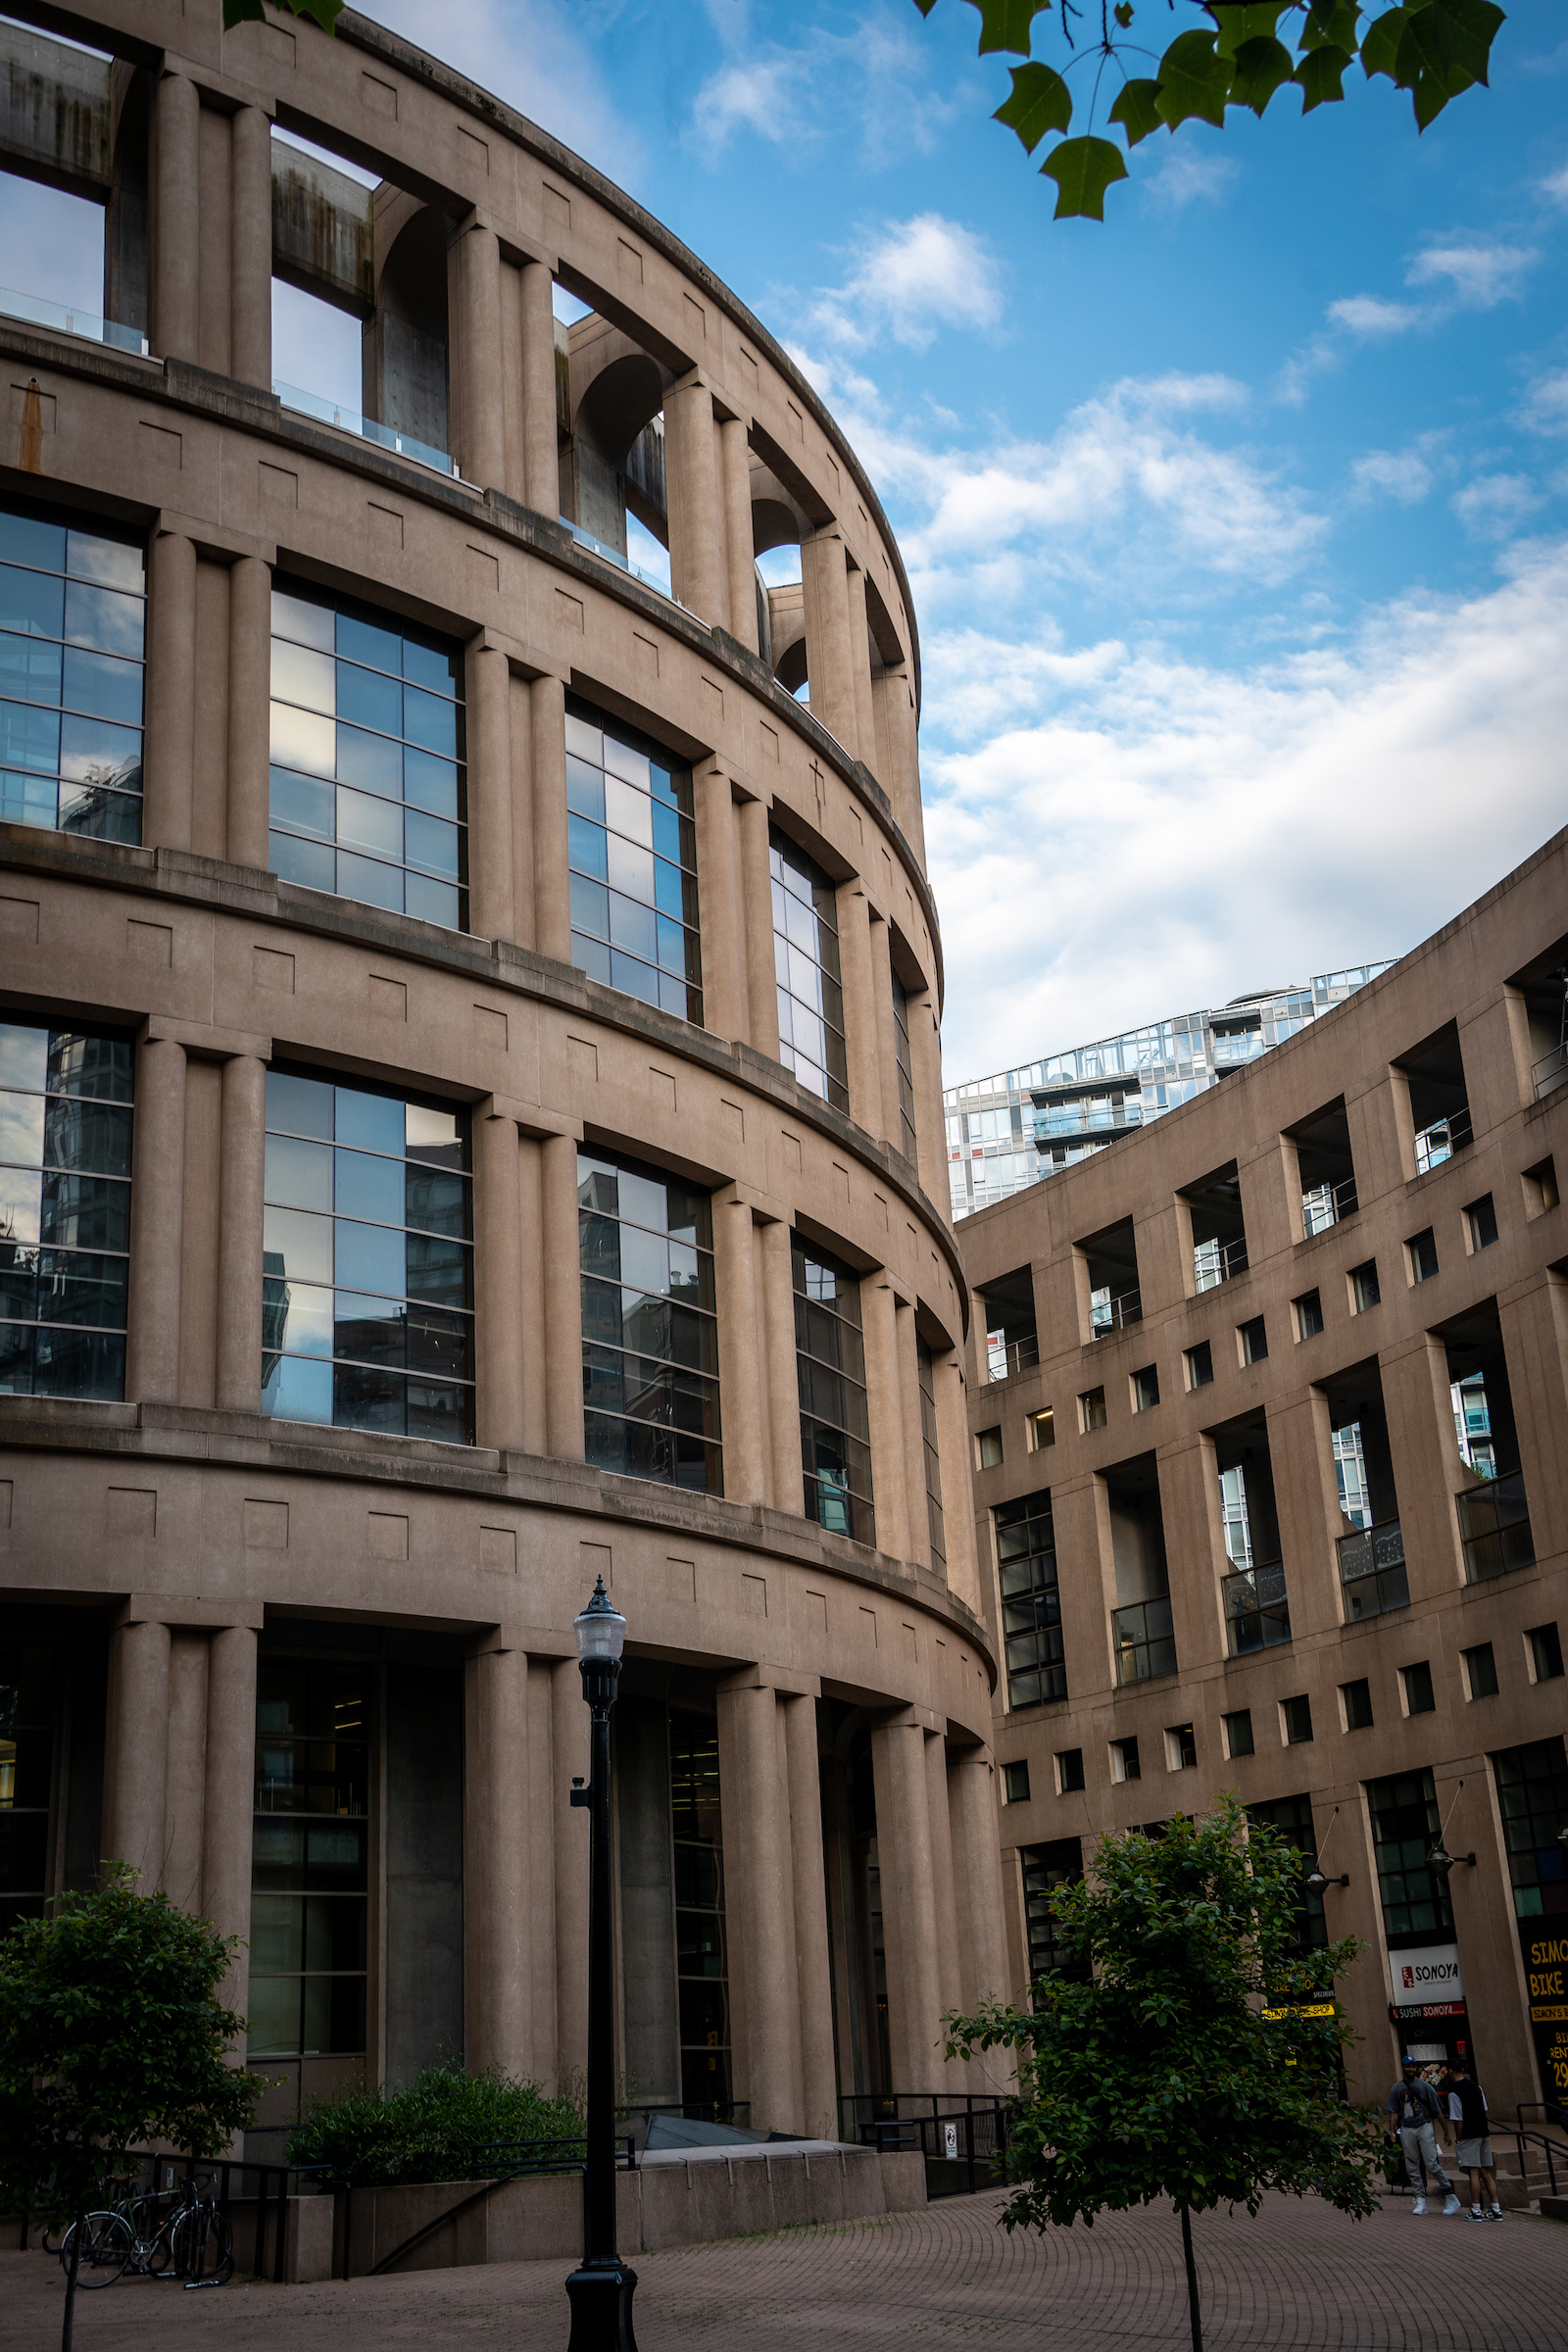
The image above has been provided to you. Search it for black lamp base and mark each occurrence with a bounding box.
[565,2257,640,2350]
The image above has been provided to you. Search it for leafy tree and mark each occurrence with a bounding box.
[287,2058,584,2187]
[0,1869,261,2352]
[947,1796,1384,2352]
[914,0,1507,219]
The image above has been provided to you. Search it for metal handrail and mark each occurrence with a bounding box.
[837,2093,1016,2200]
[987,1332,1040,1382]
[1194,1236,1248,1292]
[1301,1173,1358,1237]
[1413,1104,1473,1173]
[1091,1286,1142,1338]
[1456,1465,1534,1584]
[359,2134,636,2280]
[1533,1042,1568,1102]
[1503,2114,1565,2199]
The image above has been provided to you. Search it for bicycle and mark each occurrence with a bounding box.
[58,2168,233,2289]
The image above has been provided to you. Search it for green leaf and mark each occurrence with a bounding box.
[994,60,1073,149]
[964,0,1054,54]
[1114,2,1135,24]
[1154,29,1233,126]
[222,0,267,23]
[1228,34,1295,112]
[225,0,343,26]
[1393,0,1498,125]
[910,0,940,15]
[285,0,345,29]
[1294,41,1353,104]
[1108,76,1164,142]
[1301,0,1361,49]
[1039,133,1130,218]
[1205,0,1290,56]
[1359,5,1407,74]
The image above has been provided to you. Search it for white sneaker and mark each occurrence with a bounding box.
[1411,2197,1427,2215]
[1489,2205,1504,2220]
[1443,2194,1462,2215]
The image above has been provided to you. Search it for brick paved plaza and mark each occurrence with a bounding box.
[6,2191,1568,2350]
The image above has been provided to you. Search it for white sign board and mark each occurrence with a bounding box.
[943,2123,959,2161]
[1388,1941,1465,2003]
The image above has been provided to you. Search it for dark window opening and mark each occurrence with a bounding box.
[980,1264,1038,1385]
[1401,1660,1436,1716]
[1291,1098,1357,1237]
[1295,1290,1323,1340]
[1529,1623,1564,1684]
[1463,1642,1498,1699]
[1185,1341,1213,1390]
[1240,1315,1268,1366]
[1106,1454,1174,1686]
[1368,1768,1452,1945]
[1056,1747,1085,1793]
[1283,1693,1313,1745]
[1081,1217,1141,1339]
[670,1710,731,2111]
[248,1660,370,2060]
[1222,1708,1253,1759]
[579,1147,721,1495]
[1492,1738,1568,1922]
[1343,1677,1374,1731]
[997,1489,1065,1710]
[1002,1760,1031,1804]
[1397,1021,1472,1175]
[1184,1161,1248,1292]
[1408,1227,1439,1284]
[1248,1791,1328,1954]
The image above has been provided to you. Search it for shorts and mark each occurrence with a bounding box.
[1456,2136,1492,2170]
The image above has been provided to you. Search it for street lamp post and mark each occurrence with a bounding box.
[564,1577,639,2352]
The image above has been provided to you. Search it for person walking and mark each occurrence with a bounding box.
[1444,2058,1503,2221]
[1385,2060,1461,2215]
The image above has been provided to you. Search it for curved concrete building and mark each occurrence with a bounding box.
[0,3,1004,2156]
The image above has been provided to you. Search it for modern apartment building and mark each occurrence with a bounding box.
[0,1,1006,2158]
[961,835,1568,2115]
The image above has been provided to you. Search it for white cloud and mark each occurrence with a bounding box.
[690,59,803,149]
[808,215,1004,351]
[1452,472,1544,538]
[1351,447,1435,505]
[1327,294,1423,338]
[922,543,1568,1076]
[686,4,967,168]
[1518,370,1568,436]
[1538,161,1568,203]
[1143,147,1239,211]
[360,0,635,178]
[1406,238,1537,308]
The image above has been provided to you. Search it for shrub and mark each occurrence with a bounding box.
[286,2060,583,2186]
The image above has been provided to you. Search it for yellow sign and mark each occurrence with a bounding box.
[1263,2003,1337,2020]
[1530,2004,1568,2025]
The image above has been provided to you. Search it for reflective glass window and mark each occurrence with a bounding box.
[269,582,467,931]
[792,1238,874,1546]
[892,972,917,1164]
[0,1641,59,1938]
[0,498,145,843]
[0,1021,133,1399]
[262,1068,473,1443]
[577,1147,721,1494]
[918,1338,945,1571]
[996,1489,1065,1709]
[770,826,848,1113]
[1492,1737,1568,1920]
[1367,1767,1452,1945]
[564,700,703,1024]
[1020,1838,1084,1996]
[670,1710,731,2111]
[248,1660,369,2058]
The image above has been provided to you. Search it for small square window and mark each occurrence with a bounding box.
[1408,1227,1439,1284]
[1282,1693,1313,1745]
[976,1426,1003,1469]
[1349,1260,1381,1313]
[1294,1289,1324,1340]
[1080,1387,1106,1433]
[1528,1622,1564,1683]
[1056,1746,1086,1794]
[1462,1642,1498,1699]
[1165,1723,1197,1771]
[1026,1406,1055,1451]
[1222,1707,1253,1759]
[1523,1155,1559,1218]
[1185,1341,1213,1391]
[1465,1194,1498,1251]
[1341,1677,1374,1731]
[1239,1315,1268,1366]
[1110,1736,1140,1784]
[1400,1660,1436,1715]
[1002,1759,1031,1804]
[1133,1364,1160,1412]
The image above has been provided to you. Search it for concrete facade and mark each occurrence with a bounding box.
[961,829,1568,2117]
[0,2,1005,2156]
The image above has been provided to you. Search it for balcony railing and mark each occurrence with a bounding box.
[1413,1104,1473,1174]
[1457,1466,1535,1584]
[1090,1287,1142,1339]
[561,514,682,603]
[1337,1516,1409,1622]
[1194,1236,1249,1293]
[0,284,147,355]
[1222,1560,1292,1655]
[1113,1595,1176,1686]
[1301,1174,1358,1238]
[987,1332,1040,1383]
[274,380,458,477]
[1533,1043,1568,1102]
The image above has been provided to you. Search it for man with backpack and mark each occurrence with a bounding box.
[1385,2058,1461,2214]
[1444,2057,1504,2221]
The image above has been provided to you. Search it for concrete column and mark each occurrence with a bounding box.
[216,1052,267,1412]
[474,1107,526,1453]
[836,882,883,1143]
[718,416,758,654]
[526,1659,560,2065]
[466,644,514,944]
[885,666,925,862]
[898,1301,931,1574]
[518,259,559,520]
[737,793,780,1058]
[783,1693,838,2138]
[869,916,900,1156]
[711,1191,765,1504]
[509,671,537,954]
[466,1642,532,2077]
[693,766,745,1043]
[226,554,271,870]
[924,1735,963,2080]
[531,672,570,962]
[869,1714,945,2092]
[143,528,196,850]
[861,1275,910,1563]
[541,1130,583,1460]
[908,990,948,1204]
[518,1135,548,1455]
[664,378,726,629]
[949,1749,1013,2084]
[933,1351,980,1611]
[800,530,856,759]
[553,1654,590,2083]
[459,222,506,491]
[102,1617,172,1886]
[846,565,876,767]
[717,1681,803,2132]
[126,1035,187,1404]
[759,1216,802,1515]
[229,104,271,390]
[153,72,199,362]
[202,1626,258,2013]
[163,1631,209,1912]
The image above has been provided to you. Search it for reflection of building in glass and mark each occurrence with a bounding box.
[944,966,1396,1221]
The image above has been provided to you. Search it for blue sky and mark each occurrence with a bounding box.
[8,1,1567,1079]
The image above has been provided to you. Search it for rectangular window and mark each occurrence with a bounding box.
[1529,1622,1565,1683]
[1240,1314,1268,1365]
[1466,1194,1498,1251]
[1248,1791,1328,1954]
[1367,1767,1453,1943]
[1294,1289,1323,1340]
[891,971,918,1165]
[1002,1759,1031,1804]
[248,1659,369,2060]
[1132,1364,1159,1411]
[1113,1597,1176,1687]
[0,1640,58,1938]
[1342,1676,1374,1730]
[1462,1642,1497,1699]
[1020,1837,1083,1992]
[269,581,467,929]
[1080,1386,1106,1432]
[917,1338,945,1569]
[996,1489,1066,1710]
[770,826,848,1112]
[1492,1737,1568,1921]
[1165,1724,1197,1771]
[1056,1747,1085,1793]
[670,1709,731,2111]
[0,1021,133,1400]
[792,1238,874,1546]
[0,497,145,844]
[261,1068,474,1442]
[1401,1660,1436,1715]
[1282,1692,1313,1744]
[976,1425,1003,1468]
[1185,1341,1213,1390]
[578,1149,721,1495]
[1110,1736,1140,1783]
[1222,1707,1253,1759]
[1350,1260,1381,1313]
[1408,1226,1439,1283]
[1026,1406,1054,1450]
[565,700,702,1023]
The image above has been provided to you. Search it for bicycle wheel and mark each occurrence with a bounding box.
[58,2211,132,2286]
[169,2203,233,2286]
